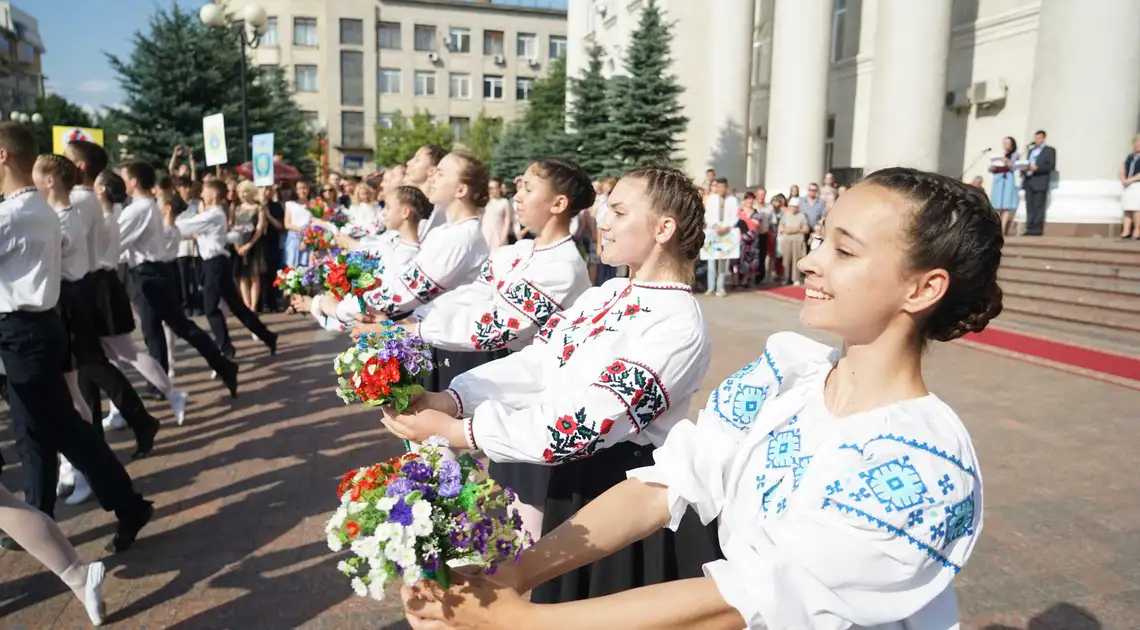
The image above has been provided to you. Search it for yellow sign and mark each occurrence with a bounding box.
[52,126,105,155]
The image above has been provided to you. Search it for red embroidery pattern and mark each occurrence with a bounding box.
[536,314,562,344]
[589,358,669,432]
[477,260,495,285]
[542,407,604,463]
[502,280,560,325]
[364,286,402,316]
[469,311,522,351]
[400,264,444,303]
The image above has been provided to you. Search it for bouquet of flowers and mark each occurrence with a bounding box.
[324,207,349,229]
[308,198,330,220]
[322,251,383,314]
[333,328,433,412]
[326,442,530,599]
[273,265,327,296]
[303,225,335,253]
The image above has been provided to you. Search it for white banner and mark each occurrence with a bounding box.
[251,132,275,186]
[202,113,228,166]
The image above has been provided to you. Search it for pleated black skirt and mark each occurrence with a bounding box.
[530,441,723,604]
[427,347,510,393]
[92,268,136,336]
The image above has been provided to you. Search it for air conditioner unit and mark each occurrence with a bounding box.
[493,53,505,65]
[427,51,440,63]
[527,57,540,68]
[944,88,970,111]
[971,78,1007,106]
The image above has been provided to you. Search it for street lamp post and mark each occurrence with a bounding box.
[200,2,268,163]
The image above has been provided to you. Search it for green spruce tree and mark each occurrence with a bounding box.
[108,4,315,176]
[608,0,688,169]
[568,45,616,178]
[489,55,572,175]
[490,120,532,180]
[30,94,94,156]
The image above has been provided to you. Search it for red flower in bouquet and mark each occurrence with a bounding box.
[303,225,335,253]
[352,355,402,402]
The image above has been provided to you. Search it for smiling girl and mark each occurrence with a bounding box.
[402,167,1002,630]
[381,165,721,603]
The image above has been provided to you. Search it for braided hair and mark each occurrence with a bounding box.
[622,165,706,262]
[865,167,1004,342]
[34,154,81,191]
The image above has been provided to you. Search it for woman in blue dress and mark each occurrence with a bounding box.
[989,136,1019,235]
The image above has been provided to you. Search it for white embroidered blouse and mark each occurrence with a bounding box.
[413,235,590,352]
[309,231,421,333]
[628,332,982,630]
[336,216,488,323]
[448,278,710,465]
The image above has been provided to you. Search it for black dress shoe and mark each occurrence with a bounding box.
[0,536,24,551]
[107,501,154,553]
[219,361,239,398]
[266,332,278,356]
[131,420,160,460]
[221,346,236,360]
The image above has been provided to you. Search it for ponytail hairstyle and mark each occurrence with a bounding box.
[34,154,81,191]
[621,165,706,263]
[96,170,128,206]
[390,185,433,221]
[530,157,596,217]
[864,167,1004,342]
[450,150,490,207]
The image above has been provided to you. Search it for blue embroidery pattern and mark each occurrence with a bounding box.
[938,474,956,495]
[826,480,843,496]
[792,455,812,490]
[941,495,976,549]
[860,456,929,513]
[766,429,801,468]
[907,509,925,527]
[712,350,784,430]
[823,499,962,574]
[731,385,767,425]
[839,434,977,477]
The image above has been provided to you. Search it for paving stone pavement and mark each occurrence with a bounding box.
[0,297,1136,629]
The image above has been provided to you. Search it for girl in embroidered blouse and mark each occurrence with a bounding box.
[401,167,1002,630]
[321,151,490,328]
[382,166,722,605]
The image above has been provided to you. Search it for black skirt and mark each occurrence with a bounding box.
[92,268,136,336]
[530,441,723,604]
[427,347,510,393]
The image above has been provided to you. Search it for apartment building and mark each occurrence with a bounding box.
[0,2,45,119]
[230,0,567,174]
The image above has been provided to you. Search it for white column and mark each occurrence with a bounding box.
[704,0,755,188]
[763,0,832,197]
[1020,0,1140,229]
[864,0,953,172]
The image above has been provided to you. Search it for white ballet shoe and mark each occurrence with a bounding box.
[101,411,127,431]
[84,561,106,626]
[169,390,189,426]
[65,473,93,506]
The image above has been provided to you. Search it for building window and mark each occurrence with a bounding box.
[450,116,470,141]
[549,35,567,59]
[483,75,504,100]
[342,111,365,147]
[449,27,471,53]
[824,114,836,173]
[449,73,471,99]
[302,110,321,129]
[294,17,318,46]
[378,112,395,130]
[379,68,402,94]
[414,24,437,51]
[378,21,401,50]
[414,70,437,96]
[295,64,318,92]
[517,33,537,59]
[261,17,278,45]
[341,18,363,45]
[830,0,847,63]
[340,51,364,106]
[484,30,504,56]
[516,77,534,102]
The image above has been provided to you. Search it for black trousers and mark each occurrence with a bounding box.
[130,261,235,377]
[176,255,201,313]
[0,310,146,519]
[1025,188,1049,235]
[201,255,275,353]
[61,278,158,442]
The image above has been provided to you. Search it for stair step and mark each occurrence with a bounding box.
[998,267,1140,297]
[1001,257,1140,280]
[1002,246,1140,267]
[1002,295,1140,332]
[1002,282,1140,313]
[992,311,1140,358]
[1004,236,1140,252]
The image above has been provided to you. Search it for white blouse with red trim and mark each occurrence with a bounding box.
[336,216,488,322]
[310,231,421,332]
[447,277,710,465]
[413,235,590,353]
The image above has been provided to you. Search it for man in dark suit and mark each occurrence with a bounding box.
[1022,129,1056,236]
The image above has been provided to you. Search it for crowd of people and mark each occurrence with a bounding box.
[0,118,1011,628]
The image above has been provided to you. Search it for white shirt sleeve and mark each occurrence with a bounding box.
[118,201,153,249]
[469,312,708,465]
[706,433,980,630]
[359,231,486,319]
[446,341,548,417]
[174,208,222,237]
[418,259,580,352]
[311,294,349,332]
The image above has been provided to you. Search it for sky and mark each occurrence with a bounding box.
[34,0,567,115]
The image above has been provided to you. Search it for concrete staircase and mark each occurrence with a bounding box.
[997,237,1140,334]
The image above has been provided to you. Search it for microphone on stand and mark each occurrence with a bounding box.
[960,147,994,180]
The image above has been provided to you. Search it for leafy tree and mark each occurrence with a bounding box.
[30,94,94,156]
[108,4,315,177]
[490,121,532,180]
[488,54,571,175]
[375,110,452,167]
[461,112,504,163]
[608,0,688,169]
[568,45,618,178]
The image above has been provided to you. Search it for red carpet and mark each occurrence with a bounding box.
[760,285,1140,383]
